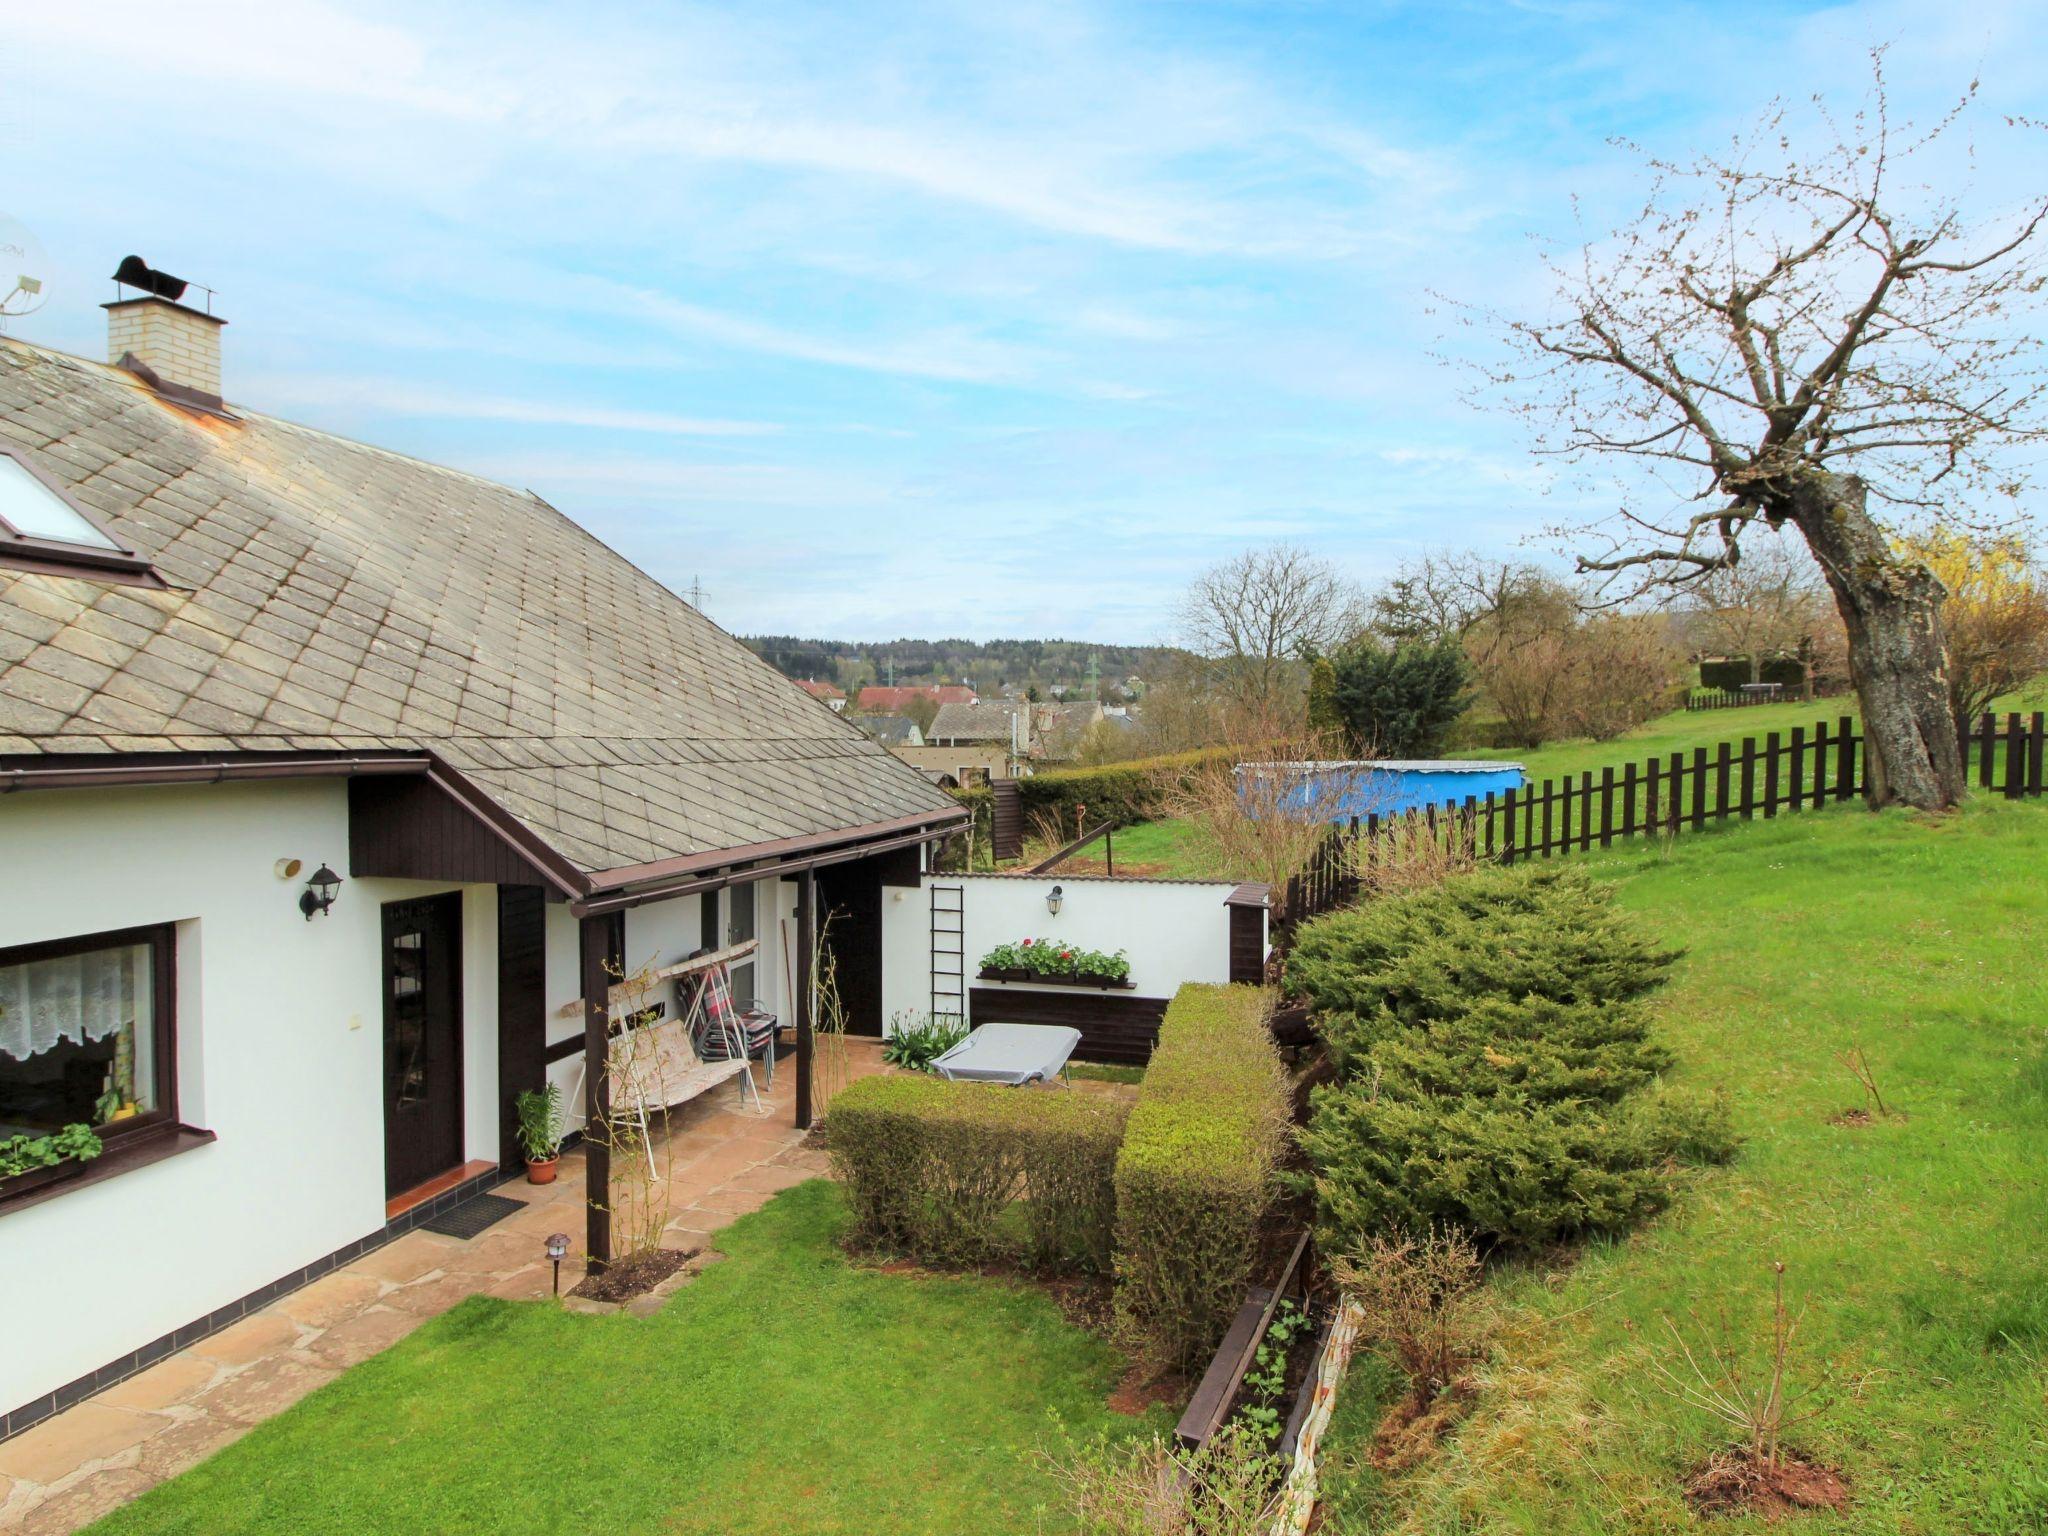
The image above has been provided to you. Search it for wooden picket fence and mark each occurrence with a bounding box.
[1279,711,2047,934]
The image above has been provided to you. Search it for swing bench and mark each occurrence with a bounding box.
[567,940,769,1177]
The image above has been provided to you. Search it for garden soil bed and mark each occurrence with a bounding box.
[1684,1447,1850,1519]
[569,1246,689,1303]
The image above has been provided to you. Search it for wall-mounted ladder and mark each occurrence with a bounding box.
[929,883,965,1025]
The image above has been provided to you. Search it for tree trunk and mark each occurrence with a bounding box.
[1786,472,1963,810]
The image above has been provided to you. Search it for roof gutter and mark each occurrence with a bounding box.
[0,752,433,793]
[570,810,967,918]
[581,806,969,894]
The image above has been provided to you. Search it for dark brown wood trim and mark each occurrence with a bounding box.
[351,775,569,893]
[579,913,613,1272]
[0,751,432,795]
[1028,819,1115,874]
[795,870,815,1130]
[0,443,156,577]
[0,1123,215,1220]
[583,807,969,893]
[495,886,548,1170]
[1228,900,1267,985]
[966,986,1166,1066]
[569,821,961,917]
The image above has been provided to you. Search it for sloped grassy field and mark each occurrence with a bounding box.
[1317,798,2048,1534]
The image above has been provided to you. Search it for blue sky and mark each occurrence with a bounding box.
[3,0,2041,641]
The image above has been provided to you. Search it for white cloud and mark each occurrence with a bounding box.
[242,373,780,436]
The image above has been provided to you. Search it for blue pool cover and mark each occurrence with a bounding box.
[1239,759,1528,822]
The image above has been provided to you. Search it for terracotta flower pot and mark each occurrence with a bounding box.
[526,1157,559,1186]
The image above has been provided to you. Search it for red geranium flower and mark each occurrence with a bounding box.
[1021,937,1034,946]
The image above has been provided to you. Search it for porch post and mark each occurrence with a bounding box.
[578,912,612,1272]
[795,869,815,1131]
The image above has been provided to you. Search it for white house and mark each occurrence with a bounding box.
[0,263,964,1439]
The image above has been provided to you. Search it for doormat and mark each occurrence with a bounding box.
[422,1192,527,1240]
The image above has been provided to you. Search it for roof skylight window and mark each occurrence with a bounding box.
[0,446,153,578]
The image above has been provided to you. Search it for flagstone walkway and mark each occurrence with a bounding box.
[0,1043,886,1534]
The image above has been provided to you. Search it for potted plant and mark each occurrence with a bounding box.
[515,1084,564,1184]
[0,1122,105,1202]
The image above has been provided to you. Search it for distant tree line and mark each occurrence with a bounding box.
[743,634,1182,702]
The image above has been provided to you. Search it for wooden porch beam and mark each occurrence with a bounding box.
[795,869,815,1131]
[578,912,613,1272]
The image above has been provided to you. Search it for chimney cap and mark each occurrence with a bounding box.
[111,255,189,302]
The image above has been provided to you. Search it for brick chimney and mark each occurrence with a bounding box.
[103,257,226,408]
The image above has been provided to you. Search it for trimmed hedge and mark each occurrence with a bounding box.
[1016,746,1241,830]
[1113,983,1288,1370]
[828,1074,1131,1273]
[1700,656,1808,693]
[1290,863,1733,1251]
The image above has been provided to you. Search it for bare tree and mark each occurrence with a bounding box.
[1685,538,1830,688]
[1369,551,1556,646]
[1469,61,2048,808]
[1178,544,1366,721]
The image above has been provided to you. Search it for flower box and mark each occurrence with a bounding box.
[976,967,1136,990]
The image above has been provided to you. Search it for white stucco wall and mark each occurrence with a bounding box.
[879,873,1249,1032]
[0,780,500,1410]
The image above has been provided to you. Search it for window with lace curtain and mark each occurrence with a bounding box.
[0,925,176,1140]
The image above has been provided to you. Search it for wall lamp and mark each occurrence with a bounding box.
[1046,884,1064,916]
[299,863,343,921]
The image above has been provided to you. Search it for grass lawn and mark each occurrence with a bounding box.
[1316,798,2048,1534]
[89,1181,1162,1536]
[1079,679,2048,882]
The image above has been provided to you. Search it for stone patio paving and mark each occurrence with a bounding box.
[0,1041,888,1535]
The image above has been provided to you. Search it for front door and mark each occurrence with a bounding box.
[382,893,464,1197]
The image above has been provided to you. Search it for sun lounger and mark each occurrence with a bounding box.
[931,1021,1082,1086]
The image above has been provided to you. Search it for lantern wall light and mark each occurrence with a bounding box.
[1046,884,1064,916]
[299,863,343,921]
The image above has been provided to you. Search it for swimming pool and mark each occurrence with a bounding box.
[1237,759,1528,821]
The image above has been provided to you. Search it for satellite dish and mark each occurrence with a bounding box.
[0,215,51,319]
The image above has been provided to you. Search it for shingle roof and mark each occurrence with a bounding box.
[928,700,1023,743]
[0,340,956,875]
[1032,700,1103,759]
[860,716,923,747]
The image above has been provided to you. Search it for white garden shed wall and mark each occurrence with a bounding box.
[879,872,1254,1033]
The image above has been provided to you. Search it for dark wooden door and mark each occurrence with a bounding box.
[816,858,883,1036]
[382,892,464,1197]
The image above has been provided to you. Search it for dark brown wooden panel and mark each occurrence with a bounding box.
[818,855,884,1036]
[349,775,555,888]
[495,886,548,1170]
[991,780,1023,862]
[1228,902,1266,985]
[967,986,1168,1066]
